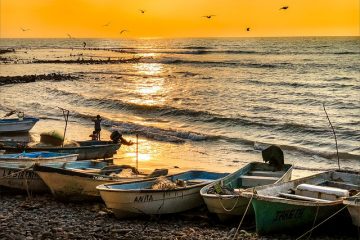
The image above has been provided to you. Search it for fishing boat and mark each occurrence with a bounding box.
[96,170,229,218]
[0,151,78,163]
[0,152,78,193]
[243,170,360,235]
[0,162,49,193]
[34,161,168,201]
[0,117,39,133]
[343,193,360,227]
[0,140,120,160]
[200,162,293,221]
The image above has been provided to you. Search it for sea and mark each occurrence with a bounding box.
[0,37,359,177]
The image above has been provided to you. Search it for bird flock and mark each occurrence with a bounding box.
[20,6,289,37]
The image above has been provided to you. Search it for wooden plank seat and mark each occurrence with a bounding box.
[238,175,279,188]
[247,170,285,178]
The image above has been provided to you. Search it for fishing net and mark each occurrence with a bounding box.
[207,183,236,195]
[151,176,187,190]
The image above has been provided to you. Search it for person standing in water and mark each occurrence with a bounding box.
[92,115,102,140]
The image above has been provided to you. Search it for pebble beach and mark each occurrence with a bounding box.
[0,191,358,240]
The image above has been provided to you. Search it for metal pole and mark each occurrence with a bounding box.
[58,107,70,147]
[136,134,139,170]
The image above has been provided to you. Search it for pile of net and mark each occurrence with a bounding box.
[151,176,186,190]
[110,168,138,178]
[207,183,236,195]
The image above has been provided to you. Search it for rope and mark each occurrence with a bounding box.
[217,194,241,212]
[306,204,320,240]
[296,204,348,240]
[232,191,254,240]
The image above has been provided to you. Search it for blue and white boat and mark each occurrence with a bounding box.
[0,152,78,193]
[97,171,229,218]
[0,151,78,163]
[0,117,39,133]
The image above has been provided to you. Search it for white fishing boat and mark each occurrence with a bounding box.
[0,117,39,133]
[97,171,229,218]
[343,193,360,227]
[200,162,293,221]
[0,152,78,193]
[34,161,168,201]
[243,170,360,235]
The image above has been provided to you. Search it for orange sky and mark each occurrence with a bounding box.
[0,0,359,38]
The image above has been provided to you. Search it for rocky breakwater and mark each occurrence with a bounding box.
[0,73,79,86]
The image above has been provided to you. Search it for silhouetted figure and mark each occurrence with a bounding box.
[89,131,97,141]
[110,131,134,145]
[83,42,86,49]
[92,115,102,140]
[279,6,289,10]
[202,15,216,19]
[262,145,284,171]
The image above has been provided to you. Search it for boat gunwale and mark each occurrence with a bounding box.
[242,170,360,207]
[0,117,39,124]
[200,162,293,199]
[96,171,228,193]
[0,153,78,161]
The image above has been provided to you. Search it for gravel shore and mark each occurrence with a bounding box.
[0,192,358,240]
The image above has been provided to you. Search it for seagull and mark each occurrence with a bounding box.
[279,6,289,10]
[202,15,216,19]
[102,22,111,27]
[67,33,72,39]
[21,28,30,32]
[139,9,146,14]
[83,42,87,48]
[246,27,250,32]
[120,29,129,34]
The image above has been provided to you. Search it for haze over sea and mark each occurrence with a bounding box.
[1,37,359,177]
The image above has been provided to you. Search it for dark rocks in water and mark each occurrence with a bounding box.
[0,48,15,54]
[262,145,284,171]
[0,73,79,86]
[32,56,144,65]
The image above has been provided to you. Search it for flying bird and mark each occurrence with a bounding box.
[246,27,250,32]
[139,9,146,14]
[120,29,129,34]
[21,28,30,32]
[83,42,87,48]
[102,22,111,27]
[67,33,72,39]
[279,6,289,10]
[202,15,216,19]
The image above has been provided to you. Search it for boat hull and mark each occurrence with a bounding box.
[0,166,48,193]
[99,186,205,218]
[201,162,293,221]
[0,118,39,133]
[344,195,360,227]
[252,197,343,235]
[0,141,120,160]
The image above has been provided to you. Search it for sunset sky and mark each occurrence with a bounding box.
[1,0,359,38]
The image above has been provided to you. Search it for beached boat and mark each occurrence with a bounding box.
[0,152,78,193]
[34,161,168,201]
[0,117,39,133]
[0,140,120,160]
[244,170,360,235]
[0,151,78,163]
[97,171,229,218]
[0,162,49,193]
[343,193,360,227]
[200,162,293,221]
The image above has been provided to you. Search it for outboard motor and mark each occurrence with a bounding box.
[262,145,284,171]
[110,130,122,144]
